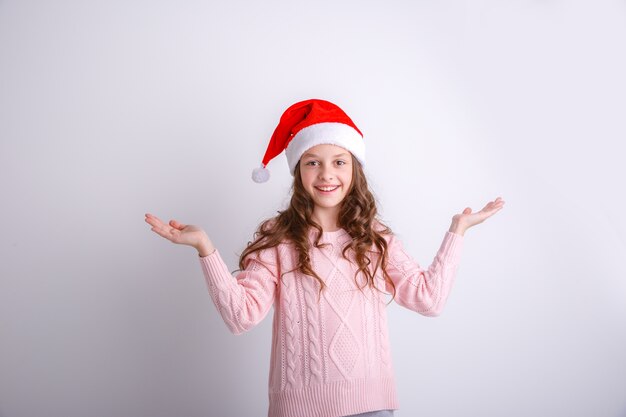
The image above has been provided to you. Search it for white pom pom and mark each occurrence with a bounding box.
[252,166,270,183]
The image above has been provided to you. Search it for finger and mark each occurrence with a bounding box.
[150,225,169,238]
[484,202,502,211]
[146,213,164,223]
[145,215,166,228]
[147,216,171,233]
[145,213,166,223]
[151,224,177,240]
[170,219,186,230]
[145,216,159,227]
[484,205,504,217]
[481,202,501,214]
[150,220,170,234]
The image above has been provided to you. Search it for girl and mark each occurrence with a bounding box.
[144,99,504,417]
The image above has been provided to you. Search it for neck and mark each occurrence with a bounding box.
[311,207,341,232]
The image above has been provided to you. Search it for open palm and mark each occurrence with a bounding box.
[144,213,207,248]
[454,197,505,230]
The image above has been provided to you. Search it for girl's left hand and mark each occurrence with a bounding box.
[450,197,505,235]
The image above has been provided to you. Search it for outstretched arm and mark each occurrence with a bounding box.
[385,196,505,316]
[144,212,277,334]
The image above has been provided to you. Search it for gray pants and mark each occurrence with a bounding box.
[344,410,394,417]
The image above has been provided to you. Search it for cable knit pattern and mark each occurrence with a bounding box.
[282,273,299,391]
[198,229,464,417]
[377,292,391,376]
[301,267,323,386]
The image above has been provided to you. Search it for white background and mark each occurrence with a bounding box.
[1,1,625,416]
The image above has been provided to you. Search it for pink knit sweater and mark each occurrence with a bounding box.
[198,227,464,417]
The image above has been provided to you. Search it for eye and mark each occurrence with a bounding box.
[336,160,346,166]
[305,160,319,166]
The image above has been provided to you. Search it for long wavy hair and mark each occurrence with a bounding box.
[238,155,397,303]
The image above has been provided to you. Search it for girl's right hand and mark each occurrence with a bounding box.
[144,213,215,255]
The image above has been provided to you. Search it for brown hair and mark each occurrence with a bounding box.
[238,155,397,303]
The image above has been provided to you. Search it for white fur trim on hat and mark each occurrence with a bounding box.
[284,122,365,175]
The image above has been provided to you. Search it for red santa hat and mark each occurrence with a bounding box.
[252,99,365,183]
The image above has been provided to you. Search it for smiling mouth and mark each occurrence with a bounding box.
[315,185,340,192]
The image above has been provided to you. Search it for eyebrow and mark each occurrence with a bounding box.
[302,152,350,159]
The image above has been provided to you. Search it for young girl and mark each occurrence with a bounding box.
[144,99,504,417]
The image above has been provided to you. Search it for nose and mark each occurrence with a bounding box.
[318,165,334,181]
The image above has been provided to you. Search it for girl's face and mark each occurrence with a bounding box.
[299,144,353,213]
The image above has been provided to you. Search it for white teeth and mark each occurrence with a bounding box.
[317,186,339,192]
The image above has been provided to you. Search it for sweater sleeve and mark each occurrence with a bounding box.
[198,247,279,335]
[384,231,464,317]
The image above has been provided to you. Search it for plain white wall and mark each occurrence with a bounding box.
[1,1,625,416]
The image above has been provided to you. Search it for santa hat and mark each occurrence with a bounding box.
[252,99,365,183]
